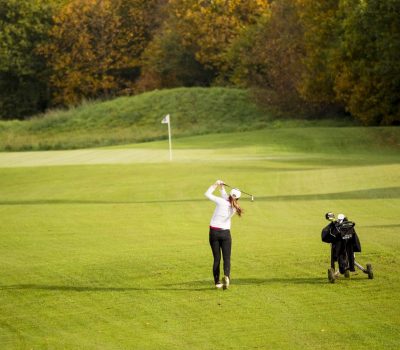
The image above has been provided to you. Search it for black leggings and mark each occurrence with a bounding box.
[209,228,232,284]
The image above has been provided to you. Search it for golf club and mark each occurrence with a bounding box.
[222,183,254,201]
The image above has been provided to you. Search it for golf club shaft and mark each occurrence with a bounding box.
[222,183,253,198]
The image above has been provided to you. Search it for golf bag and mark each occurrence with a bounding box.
[321,218,373,283]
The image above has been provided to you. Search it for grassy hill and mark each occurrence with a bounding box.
[0,87,270,151]
[0,87,358,152]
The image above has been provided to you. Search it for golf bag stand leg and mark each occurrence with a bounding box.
[354,260,366,272]
[355,258,374,279]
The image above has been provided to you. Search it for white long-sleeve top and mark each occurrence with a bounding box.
[205,184,235,230]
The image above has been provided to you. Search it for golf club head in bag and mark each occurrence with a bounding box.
[325,212,335,221]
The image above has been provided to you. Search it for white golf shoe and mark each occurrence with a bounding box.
[215,281,223,289]
[222,276,230,290]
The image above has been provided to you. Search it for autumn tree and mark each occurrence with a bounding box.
[43,0,162,106]
[177,0,269,81]
[140,0,269,89]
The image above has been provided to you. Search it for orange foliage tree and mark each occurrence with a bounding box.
[42,0,162,105]
[140,0,269,88]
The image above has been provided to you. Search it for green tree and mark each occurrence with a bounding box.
[334,0,400,125]
[139,28,214,90]
[230,0,307,113]
[296,0,341,108]
[0,0,60,119]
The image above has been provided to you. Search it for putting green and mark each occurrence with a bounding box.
[0,128,399,349]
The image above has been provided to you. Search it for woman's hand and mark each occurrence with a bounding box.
[215,180,224,186]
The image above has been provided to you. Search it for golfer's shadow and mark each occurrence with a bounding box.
[165,276,326,289]
[0,277,325,293]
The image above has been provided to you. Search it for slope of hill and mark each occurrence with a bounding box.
[0,87,275,151]
[0,87,360,152]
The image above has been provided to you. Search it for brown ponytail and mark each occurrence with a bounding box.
[229,196,243,217]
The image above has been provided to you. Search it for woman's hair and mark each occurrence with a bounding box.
[229,196,243,217]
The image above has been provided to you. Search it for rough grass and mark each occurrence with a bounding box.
[0,128,399,349]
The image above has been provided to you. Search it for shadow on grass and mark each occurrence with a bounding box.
[166,277,327,287]
[363,224,400,228]
[255,186,400,201]
[0,284,211,292]
[231,277,326,285]
[0,198,203,206]
[0,186,399,206]
[1,277,327,293]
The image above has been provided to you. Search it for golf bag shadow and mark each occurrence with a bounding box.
[321,218,373,283]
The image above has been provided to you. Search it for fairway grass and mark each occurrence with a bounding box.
[0,128,399,349]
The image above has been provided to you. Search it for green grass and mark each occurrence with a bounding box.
[0,126,399,349]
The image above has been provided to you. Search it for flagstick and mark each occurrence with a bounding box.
[167,117,172,161]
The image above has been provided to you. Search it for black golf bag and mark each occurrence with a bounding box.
[321,219,372,283]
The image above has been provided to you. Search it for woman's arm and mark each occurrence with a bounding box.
[220,185,229,200]
[205,180,226,203]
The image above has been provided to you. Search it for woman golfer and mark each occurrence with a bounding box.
[205,180,243,289]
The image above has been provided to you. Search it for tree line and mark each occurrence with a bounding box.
[0,0,399,125]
